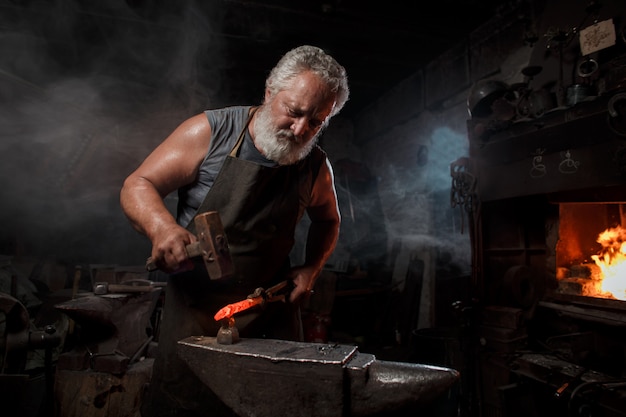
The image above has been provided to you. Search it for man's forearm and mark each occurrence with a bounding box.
[120,177,177,241]
[305,219,340,273]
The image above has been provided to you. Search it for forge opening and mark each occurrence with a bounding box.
[555,203,626,301]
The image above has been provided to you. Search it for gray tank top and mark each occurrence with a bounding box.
[176,106,277,227]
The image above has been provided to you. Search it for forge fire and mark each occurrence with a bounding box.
[590,225,626,300]
[556,204,626,301]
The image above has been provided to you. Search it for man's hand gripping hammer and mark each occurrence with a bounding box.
[145,211,233,280]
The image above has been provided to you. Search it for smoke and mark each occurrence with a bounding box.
[427,126,469,192]
[0,1,223,265]
[375,124,471,274]
[425,125,471,274]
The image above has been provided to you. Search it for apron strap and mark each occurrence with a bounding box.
[228,106,257,158]
[188,106,258,232]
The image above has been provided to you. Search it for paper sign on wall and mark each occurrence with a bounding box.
[579,18,616,56]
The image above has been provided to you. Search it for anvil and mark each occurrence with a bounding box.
[55,289,160,373]
[177,336,460,417]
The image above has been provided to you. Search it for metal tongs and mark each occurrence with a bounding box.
[213,280,292,345]
[213,280,291,322]
[247,280,290,304]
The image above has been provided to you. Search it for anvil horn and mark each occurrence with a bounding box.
[177,336,460,417]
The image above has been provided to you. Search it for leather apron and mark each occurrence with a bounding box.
[143,109,317,416]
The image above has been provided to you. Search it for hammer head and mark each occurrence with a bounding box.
[93,282,108,295]
[144,211,234,278]
[191,211,233,280]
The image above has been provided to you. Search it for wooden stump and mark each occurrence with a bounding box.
[54,358,153,417]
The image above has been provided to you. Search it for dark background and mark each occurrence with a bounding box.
[0,0,506,265]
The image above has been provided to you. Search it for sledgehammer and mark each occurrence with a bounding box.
[145,211,233,280]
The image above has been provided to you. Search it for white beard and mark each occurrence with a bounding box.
[252,104,320,166]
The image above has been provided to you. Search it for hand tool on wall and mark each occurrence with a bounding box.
[68,265,82,336]
[145,211,233,280]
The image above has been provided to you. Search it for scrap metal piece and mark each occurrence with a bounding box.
[177,336,460,417]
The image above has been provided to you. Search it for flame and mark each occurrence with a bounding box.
[589,226,626,301]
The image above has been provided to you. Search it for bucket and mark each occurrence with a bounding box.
[566,84,591,106]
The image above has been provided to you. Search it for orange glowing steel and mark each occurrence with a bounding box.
[214,297,264,321]
[590,225,626,301]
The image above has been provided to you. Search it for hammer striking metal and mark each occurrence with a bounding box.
[145,211,233,280]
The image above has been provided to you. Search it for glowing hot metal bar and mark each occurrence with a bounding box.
[214,297,264,321]
[213,280,289,321]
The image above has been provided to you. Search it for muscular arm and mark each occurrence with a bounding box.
[120,113,212,272]
[289,157,341,302]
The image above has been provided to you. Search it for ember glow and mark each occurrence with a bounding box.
[590,225,626,301]
[214,297,264,321]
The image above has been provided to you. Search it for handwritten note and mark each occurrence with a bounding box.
[579,19,616,56]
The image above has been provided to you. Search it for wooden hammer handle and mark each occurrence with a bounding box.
[107,284,154,293]
[145,241,203,272]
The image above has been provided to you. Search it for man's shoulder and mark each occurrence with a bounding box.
[297,145,327,181]
[204,106,252,137]
[205,105,251,120]
[309,144,327,164]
